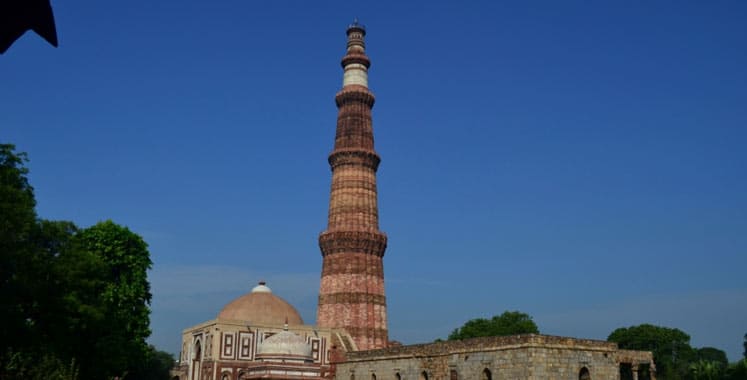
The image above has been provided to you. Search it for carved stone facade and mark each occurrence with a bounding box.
[335,335,656,380]
[173,319,354,380]
[171,283,357,380]
[317,21,388,351]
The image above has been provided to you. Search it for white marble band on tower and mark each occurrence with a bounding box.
[341,20,369,89]
[343,63,368,87]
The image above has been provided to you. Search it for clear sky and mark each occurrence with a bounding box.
[3,0,746,361]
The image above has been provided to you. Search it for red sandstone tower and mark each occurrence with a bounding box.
[317,21,388,351]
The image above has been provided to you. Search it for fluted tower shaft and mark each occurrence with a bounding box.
[317,22,388,351]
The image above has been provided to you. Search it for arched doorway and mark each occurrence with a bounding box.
[419,371,428,380]
[579,367,591,380]
[482,368,492,380]
[191,340,202,380]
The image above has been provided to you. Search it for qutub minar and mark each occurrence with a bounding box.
[173,22,656,380]
[317,21,389,351]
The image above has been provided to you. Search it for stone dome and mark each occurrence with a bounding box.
[217,282,304,325]
[256,329,312,359]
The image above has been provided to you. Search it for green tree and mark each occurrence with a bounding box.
[608,324,696,380]
[25,221,80,360]
[0,145,82,378]
[71,220,153,379]
[0,144,36,253]
[448,311,539,340]
[0,144,156,379]
[743,333,746,360]
[695,347,729,368]
[690,360,724,380]
[128,345,176,380]
[4,353,79,380]
[728,360,747,380]
[0,144,38,363]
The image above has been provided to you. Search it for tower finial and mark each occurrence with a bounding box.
[347,18,366,34]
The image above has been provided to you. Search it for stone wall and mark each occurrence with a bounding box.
[335,334,654,380]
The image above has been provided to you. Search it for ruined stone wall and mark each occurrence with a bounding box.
[335,335,654,380]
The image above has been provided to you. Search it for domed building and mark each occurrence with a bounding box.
[216,282,304,326]
[172,282,355,380]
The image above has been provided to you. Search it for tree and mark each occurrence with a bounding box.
[695,347,729,368]
[690,360,724,380]
[0,144,36,252]
[608,324,696,380]
[0,145,82,378]
[0,144,156,379]
[725,359,747,380]
[70,220,153,379]
[743,333,746,360]
[128,345,176,380]
[0,144,38,363]
[448,311,539,340]
[25,220,80,357]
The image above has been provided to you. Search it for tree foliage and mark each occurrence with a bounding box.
[0,144,36,248]
[608,325,747,380]
[725,360,747,380]
[696,347,729,368]
[128,345,176,380]
[448,311,539,340]
[0,144,161,379]
[608,324,695,380]
[0,144,38,362]
[690,359,724,380]
[688,347,731,380]
[71,220,153,379]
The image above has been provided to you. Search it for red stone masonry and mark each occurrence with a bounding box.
[317,22,388,351]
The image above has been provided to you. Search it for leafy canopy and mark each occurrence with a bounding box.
[0,143,161,379]
[1,144,40,363]
[696,347,729,368]
[69,220,153,379]
[448,311,539,340]
[609,324,695,380]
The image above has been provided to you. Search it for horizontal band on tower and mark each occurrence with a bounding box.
[335,87,375,107]
[321,255,383,276]
[331,179,378,192]
[319,230,387,257]
[318,292,386,306]
[327,204,378,215]
[341,53,371,68]
[336,108,372,121]
[328,149,380,170]
[343,326,389,341]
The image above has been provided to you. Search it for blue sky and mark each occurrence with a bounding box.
[3,1,746,360]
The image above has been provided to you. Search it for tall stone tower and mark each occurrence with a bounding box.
[317,21,388,351]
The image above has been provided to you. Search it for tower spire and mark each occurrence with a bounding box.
[316,22,388,350]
